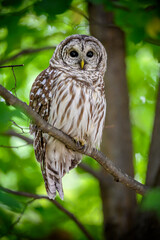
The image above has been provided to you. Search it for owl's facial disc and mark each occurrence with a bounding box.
[61,39,103,71]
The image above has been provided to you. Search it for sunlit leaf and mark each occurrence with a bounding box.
[0,103,24,131]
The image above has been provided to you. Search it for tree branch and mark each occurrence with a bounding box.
[1,130,33,145]
[79,162,108,185]
[70,6,89,21]
[2,129,105,183]
[0,143,29,149]
[145,38,160,47]
[0,186,93,240]
[0,84,149,195]
[10,120,26,133]
[0,47,56,65]
[11,199,35,228]
[0,64,24,68]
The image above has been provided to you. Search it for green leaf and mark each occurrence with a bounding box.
[34,0,72,20]
[0,190,23,212]
[1,0,23,7]
[88,0,104,4]
[0,102,24,131]
[141,188,160,218]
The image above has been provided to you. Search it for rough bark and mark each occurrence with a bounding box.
[88,4,136,239]
[134,75,160,240]
[146,81,160,187]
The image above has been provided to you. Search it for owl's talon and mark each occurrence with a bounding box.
[74,137,86,150]
[75,142,87,153]
[81,144,87,153]
[74,140,81,148]
[80,139,86,146]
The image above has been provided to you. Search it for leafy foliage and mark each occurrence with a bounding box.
[34,0,72,19]
[0,190,23,212]
[141,188,160,218]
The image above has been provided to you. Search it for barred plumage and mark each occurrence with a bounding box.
[29,35,107,200]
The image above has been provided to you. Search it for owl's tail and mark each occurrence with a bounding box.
[42,158,64,200]
[42,138,81,200]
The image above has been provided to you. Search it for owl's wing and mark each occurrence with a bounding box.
[29,67,53,170]
[93,95,106,148]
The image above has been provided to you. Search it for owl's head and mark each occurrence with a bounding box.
[50,35,107,74]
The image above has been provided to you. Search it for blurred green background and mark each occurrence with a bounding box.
[0,0,160,239]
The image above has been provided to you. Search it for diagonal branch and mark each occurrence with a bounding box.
[145,38,160,47]
[70,6,89,21]
[0,84,149,195]
[2,129,105,183]
[0,143,29,149]
[0,46,56,65]
[12,199,35,226]
[2,130,33,144]
[0,186,93,240]
[79,162,108,185]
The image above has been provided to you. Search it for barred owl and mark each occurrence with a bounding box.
[29,34,107,200]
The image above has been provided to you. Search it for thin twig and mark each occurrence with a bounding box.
[70,6,89,21]
[0,65,24,68]
[0,186,94,240]
[0,198,35,238]
[79,162,108,185]
[145,38,160,47]
[1,130,33,145]
[0,47,56,65]
[10,120,25,134]
[0,84,149,195]
[0,143,29,149]
[10,67,17,96]
[11,199,35,227]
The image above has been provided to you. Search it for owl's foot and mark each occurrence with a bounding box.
[74,137,87,151]
[74,137,86,145]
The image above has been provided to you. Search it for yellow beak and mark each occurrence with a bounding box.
[80,59,85,69]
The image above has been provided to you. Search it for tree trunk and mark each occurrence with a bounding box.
[88,4,136,239]
[146,81,160,187]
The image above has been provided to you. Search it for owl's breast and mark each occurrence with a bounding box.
[48,75,106,148]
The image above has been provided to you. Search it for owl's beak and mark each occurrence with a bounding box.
[80,59,85,69]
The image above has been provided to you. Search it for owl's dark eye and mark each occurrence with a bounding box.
[70,50,78,57]
[87,51,94,58]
